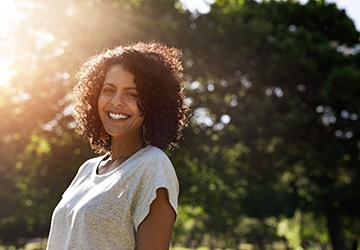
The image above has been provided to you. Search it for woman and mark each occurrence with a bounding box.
[47,41,189,249]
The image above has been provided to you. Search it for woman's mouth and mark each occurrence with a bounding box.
[108,112,129,120]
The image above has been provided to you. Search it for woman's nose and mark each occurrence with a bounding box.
[111,91,125,107]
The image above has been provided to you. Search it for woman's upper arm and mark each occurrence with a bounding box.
[136,188,176,250]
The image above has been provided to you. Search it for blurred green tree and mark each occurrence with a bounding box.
[179,0,360,248]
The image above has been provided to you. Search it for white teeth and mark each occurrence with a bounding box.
[109,112,129,120]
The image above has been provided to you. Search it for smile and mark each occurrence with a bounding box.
[108,112,130,120]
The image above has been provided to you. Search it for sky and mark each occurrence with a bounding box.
[325,0,360,31]
[180,0,360,31]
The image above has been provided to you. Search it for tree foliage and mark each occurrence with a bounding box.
[178,0,360,248]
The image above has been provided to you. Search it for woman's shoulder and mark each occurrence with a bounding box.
[82,155,104,166]
[77,155,104,173]
[141,146,171,162]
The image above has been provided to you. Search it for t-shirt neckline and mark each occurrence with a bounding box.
[92,145,150,178]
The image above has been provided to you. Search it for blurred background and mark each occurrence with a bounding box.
[0,0,359,249]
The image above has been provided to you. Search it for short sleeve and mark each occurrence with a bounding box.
[132,153,179,231]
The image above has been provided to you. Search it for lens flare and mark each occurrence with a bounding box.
[0,0,23,87]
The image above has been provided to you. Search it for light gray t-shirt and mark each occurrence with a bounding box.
[46,145,179,250]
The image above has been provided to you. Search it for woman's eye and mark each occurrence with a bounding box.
[102,88,114,93]
[127,92,139,99]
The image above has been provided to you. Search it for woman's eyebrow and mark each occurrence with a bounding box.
[124,87,138,91]
[102,82,116,88]
[102,83,138,91]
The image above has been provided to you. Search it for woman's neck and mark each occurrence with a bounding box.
[110,136,144,160]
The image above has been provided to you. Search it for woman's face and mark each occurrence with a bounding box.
[98,64,144,144]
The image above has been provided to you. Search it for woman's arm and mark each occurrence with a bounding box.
[136,188,176,249]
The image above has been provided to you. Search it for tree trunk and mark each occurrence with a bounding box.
[350,239,358,250]
[326,212,347,250]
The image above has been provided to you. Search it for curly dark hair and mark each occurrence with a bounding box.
[73,41,189,154]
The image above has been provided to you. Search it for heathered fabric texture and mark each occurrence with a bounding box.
[46,146,178,250]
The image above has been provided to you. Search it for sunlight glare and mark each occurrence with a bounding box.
[0,0,23,34]
[0,58,16,87]
[0,1,23,87]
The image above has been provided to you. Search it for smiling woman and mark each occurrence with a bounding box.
[47,41,190,250]
[0,0,23,87]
